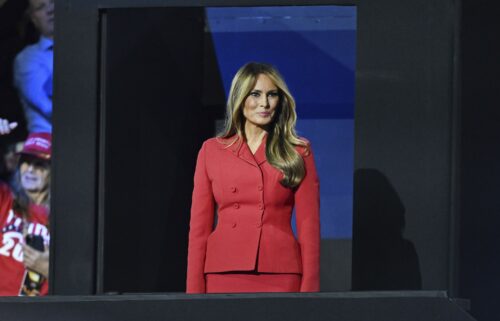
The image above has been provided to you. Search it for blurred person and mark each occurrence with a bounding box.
[0,120,21,187]
[0,119,50,296]
[13,0,54,133]
[0,0,31,142]
[186,62,320,293]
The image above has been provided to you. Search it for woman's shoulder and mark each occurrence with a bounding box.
[202,135,241,151]
[201,137,218,147]
[0,182,12,200]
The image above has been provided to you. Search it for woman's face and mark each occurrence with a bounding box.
[19,156,50,193]
[242,74,280,129]
[29,0,55,39]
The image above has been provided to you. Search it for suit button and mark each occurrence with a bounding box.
[256,222,262,228]
[233,203,240,209]
[258,204,264,210]
[232,223,237,228]
[230,186,237,193]
[258,185,263,191]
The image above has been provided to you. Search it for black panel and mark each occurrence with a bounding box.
[352,0,459,292]
[0,292,476,321]
[51,3,100,295]
[100,7,216,293]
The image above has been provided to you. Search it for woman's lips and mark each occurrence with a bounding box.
[257,112,271,117]
[23,176,39,182]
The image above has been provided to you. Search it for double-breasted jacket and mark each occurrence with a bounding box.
[186,135,320,293]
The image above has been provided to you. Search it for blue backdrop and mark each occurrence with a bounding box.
[206,6,356,239]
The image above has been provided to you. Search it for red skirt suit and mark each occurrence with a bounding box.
[186,136,320,293]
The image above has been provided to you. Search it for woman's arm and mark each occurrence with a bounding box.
[294,146,321,292]
[186,142,215,293]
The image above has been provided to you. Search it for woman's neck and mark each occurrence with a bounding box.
[26,189,48,206]
[244,123,267,144]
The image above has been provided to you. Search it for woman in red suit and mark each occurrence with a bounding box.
[187,62,320,293]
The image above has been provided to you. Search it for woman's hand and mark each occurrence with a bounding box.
[23,244,50,278]
[0,118,18,135]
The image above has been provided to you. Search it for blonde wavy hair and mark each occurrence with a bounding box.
[219,62,308,188]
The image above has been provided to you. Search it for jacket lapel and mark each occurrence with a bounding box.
[226,134,268,167]
[253,135,267,166]
[237,141,258,167]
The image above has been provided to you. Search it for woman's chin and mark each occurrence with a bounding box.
[21,185,41,193]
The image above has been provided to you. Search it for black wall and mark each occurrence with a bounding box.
[0,292,476,321]
[100,7,212,293]
[352,0,459,292]
[459,1,500,320]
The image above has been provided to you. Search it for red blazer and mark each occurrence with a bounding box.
[186,136,320,293]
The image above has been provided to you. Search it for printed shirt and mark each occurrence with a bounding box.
[0,184,49,296]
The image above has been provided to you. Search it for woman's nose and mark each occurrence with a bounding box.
[259,96,270,107]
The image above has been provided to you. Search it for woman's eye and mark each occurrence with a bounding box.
[250,92,260,97]
[268,92,278,97]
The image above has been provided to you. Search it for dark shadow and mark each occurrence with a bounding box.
[101,7,223,293]
[0,0,31,145]
[352,168,421,290]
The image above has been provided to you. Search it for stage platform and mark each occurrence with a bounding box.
[0,291,474,321]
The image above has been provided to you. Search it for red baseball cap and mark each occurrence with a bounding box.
[19,132,52,160]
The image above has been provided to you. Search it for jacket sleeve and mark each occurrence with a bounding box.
[186,142,215,293]
[294,146,320,292]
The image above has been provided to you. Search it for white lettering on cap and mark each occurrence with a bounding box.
[25,137,50,149]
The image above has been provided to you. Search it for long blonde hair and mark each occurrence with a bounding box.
[219,62,308,188]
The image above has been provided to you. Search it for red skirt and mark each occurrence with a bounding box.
[205,272,301,293]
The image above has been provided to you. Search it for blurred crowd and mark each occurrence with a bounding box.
[0,0,53,296]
